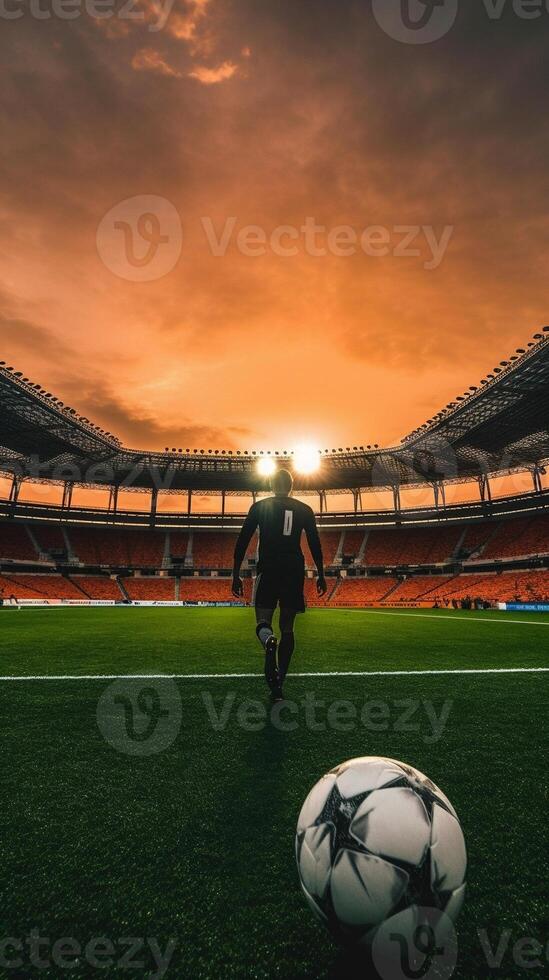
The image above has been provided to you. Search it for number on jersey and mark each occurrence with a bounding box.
[283,510,293,536]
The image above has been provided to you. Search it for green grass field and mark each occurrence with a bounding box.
[1,607,547,979]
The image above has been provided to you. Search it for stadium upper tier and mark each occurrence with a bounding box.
[1,330,548,494]
[1,514,548,567]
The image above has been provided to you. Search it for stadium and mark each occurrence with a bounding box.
[1,328,548,609]
[1,331,548,978]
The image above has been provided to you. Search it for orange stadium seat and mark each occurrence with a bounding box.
[363,527,462,566]
[170,532,190,560]
[1,568,547,605]
[0,523,37,561]
[0,574,83,599]
[482,516,549,561]
[191,533,239,569]
[419,571,549,603]
[301,531,342,568]
[181,577,251,603]
[71,576,123,600]
[335,577,398,605]
[68,528,165,567]
[303,577,337,607]
[388,575,458,602]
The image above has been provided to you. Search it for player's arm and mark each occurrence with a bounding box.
[304,509,327,596]
[232,504,259,597]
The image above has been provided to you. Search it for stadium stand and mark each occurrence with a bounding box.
[0,565,547,604]
[340,530,366,564]
[388,575,458,602]
[0,573,83,599]
[363,527,463,566]
[189,531,258,569]
[1,514,549,607]
[0,523,37,562]
[71,576,123,600]
[418,570,549,604]
[2,519,549,570]
[33,525,67,555]
[191,533,239,569]
[302,531,342,568]
[335,577,398,605]
[303,577,338,607]
[125,530,166,568]
[169,532,189,562]
[122,577,176,601]
[69,528,166,567]
[482,516,549,561]
[459,523,496,559]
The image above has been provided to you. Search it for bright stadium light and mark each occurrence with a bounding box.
[257,456,277,477]
[293,444,321,474]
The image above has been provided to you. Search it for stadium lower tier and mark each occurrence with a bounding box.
[1,514,549,568]
[1,570,548,605]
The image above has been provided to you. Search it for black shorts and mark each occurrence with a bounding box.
[254,563,306,613]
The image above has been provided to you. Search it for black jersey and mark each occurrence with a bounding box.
[233,496,324,574]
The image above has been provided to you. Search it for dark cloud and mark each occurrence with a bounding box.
[54,376,254,449]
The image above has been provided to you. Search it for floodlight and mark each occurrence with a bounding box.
[257,456,277,477]
[293,445,321,474]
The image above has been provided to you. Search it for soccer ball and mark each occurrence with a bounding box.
[295,757,466,953]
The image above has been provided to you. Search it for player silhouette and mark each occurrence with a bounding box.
[232,469,326,701]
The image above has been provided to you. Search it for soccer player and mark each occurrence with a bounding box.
[232,468,327,701]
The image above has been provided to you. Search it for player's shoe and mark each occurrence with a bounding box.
[264,634,279,695]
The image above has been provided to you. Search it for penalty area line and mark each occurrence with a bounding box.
[0,668,547,682]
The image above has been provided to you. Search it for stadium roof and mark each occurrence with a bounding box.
[1,331,548,495]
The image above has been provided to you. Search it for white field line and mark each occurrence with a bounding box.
[355,610,549,626]
[0,668,547,682]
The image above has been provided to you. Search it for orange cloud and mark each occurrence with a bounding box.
[167,0,211,41]
[188,60,238,84]
[132,48,182,78]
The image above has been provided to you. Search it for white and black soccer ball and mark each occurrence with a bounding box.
[296,757,466,953]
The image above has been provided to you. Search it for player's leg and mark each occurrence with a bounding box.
[278,607,297,686]
[255,607,279,695]
[254,570,283,695]
[275,556,304,691]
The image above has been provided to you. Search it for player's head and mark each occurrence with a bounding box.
[271,468,293,497]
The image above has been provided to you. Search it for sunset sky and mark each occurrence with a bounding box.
[1,0,549,455]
